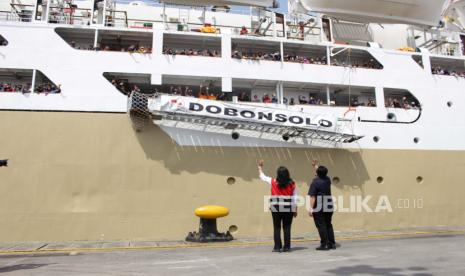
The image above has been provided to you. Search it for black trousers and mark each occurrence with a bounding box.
[271,210,294,249]
[313,212,335,246]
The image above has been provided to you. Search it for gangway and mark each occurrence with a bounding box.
[128,92,363,144]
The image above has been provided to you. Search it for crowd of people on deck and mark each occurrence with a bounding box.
[431,66,465,78]
[108,79,420,109]
[349,97,377,107]
[232,51,281,61]
[283,55,327,65]
[331,58,383,69]
[163,47,221,57]
[0,82,61,94]
[110,78,132,95]
[231,51,382,70]
[35,83,62,94]
[385,97,419,109]
[0,82,30,93]
[70,41,152,53]
[108,80,382,108]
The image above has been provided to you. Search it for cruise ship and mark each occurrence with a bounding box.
[1,0,465,242]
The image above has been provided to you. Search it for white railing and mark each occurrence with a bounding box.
[0,11,21,22]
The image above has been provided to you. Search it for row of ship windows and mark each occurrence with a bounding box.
[55,28,384,70]
[3,28,464,75]
[0,69,60,94]
[104,72,420,110]
[0,68,419,110]
[0,68,454,112]
[54,28,465,74]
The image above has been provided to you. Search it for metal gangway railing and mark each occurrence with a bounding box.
[127,91,363,144]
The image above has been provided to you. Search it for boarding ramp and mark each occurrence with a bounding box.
[128,92,363,145]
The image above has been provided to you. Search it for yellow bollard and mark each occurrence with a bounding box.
[186,205,233,243]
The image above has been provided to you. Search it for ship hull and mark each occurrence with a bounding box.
[1,110,464,242]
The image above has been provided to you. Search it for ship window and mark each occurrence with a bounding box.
[330,48,383,70]
[34,70,60,94]
[231,38,280,61]
[98,29,152,53]
[55,27,95,50]
[283,43,327,65]
[104,72,223,99]
[430,57,465,78]
[104,73,153,96]
[159,75,222,98]
[233,79,281,103]
[0,68,33,93]
[283,83,329,106]
[329,86,376,107]
[233,79,376,107]
[412,55,423,68]
[163,33,221,57]
[0,68,59,94]
[0,35,8,46]
[384,88,420,109]
[56,27,153,52]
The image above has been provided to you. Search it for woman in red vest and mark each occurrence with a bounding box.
[258,160,298,252]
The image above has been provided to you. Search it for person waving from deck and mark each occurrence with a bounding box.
[258,160,298,253]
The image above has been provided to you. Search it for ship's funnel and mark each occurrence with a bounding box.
[295,0,449,27]
[160,0,276,8]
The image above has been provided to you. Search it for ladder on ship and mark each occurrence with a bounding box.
[152,111,362,143]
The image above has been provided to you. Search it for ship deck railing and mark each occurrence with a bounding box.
[1,5,464,59]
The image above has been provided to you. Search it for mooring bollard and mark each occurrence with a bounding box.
[186,205,234,243]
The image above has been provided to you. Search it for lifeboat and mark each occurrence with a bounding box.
[296,0,449,26]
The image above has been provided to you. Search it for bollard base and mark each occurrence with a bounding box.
[186,218,234,243]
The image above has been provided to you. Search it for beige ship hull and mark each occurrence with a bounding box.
[0,111,464,242]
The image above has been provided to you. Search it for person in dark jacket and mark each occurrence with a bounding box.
[308,160,336,250]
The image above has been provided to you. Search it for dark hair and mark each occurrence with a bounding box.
[276,166,293,188]
[317,166,328,178]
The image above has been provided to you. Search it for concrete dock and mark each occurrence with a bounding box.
[0,227,464,275]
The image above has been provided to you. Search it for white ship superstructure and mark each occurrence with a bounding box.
[1,0,465,242]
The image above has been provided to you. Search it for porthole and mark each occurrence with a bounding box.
[227,177,236,185]
[416,176,423,184]
[413,137,420,144]
[373,136,380,143]
[282,134,290,141]
[231,132,240,140]
[447,101,453,108]
[332,177,340,184]
[377,176,384,184]
[228,225,238,234]
[387,113,396,121]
